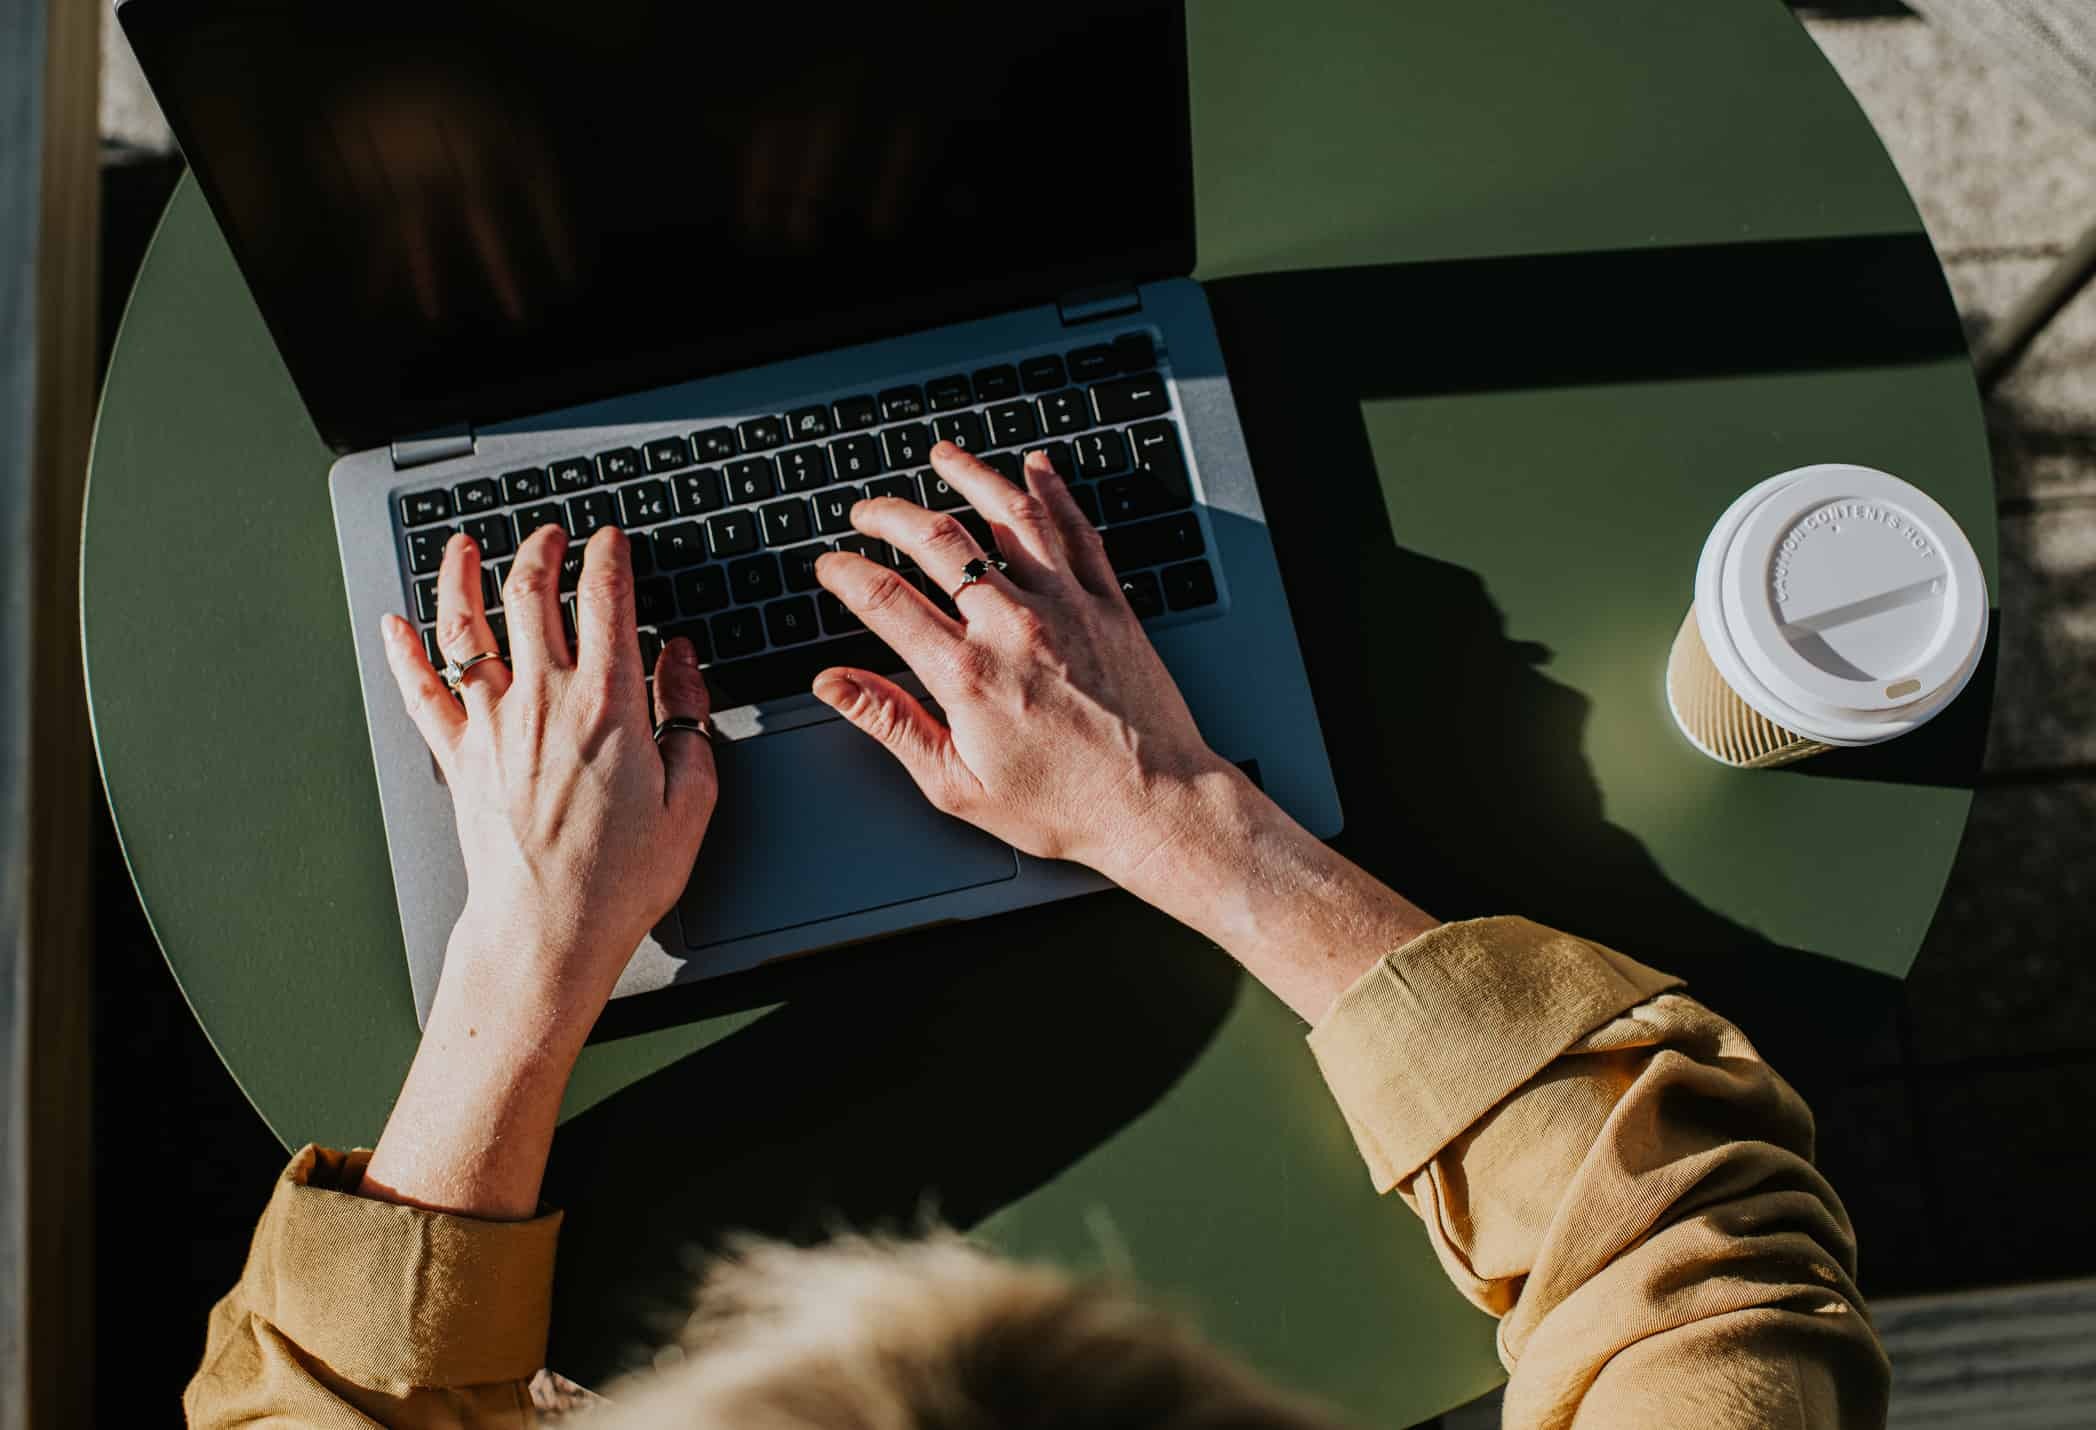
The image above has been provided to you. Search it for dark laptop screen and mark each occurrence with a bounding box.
[119,2,1193,454]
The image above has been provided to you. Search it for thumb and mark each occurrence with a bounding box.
[813,668,978,814]
[651,635,717,826]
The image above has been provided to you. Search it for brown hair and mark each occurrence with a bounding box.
[595,1232,1348,1430]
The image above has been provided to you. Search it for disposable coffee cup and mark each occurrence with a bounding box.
[1666,464,1988,768]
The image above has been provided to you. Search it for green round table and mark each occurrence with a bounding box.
[85,1,1995,1421]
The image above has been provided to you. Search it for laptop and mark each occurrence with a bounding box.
[118,0,1342,1025]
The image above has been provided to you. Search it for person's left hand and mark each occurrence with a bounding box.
[378,524,717,1025]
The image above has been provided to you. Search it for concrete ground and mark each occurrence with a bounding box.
[93,4,2096,1427]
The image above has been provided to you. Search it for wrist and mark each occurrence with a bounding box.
[1097,757,1278,912]
[435,904,609,1057]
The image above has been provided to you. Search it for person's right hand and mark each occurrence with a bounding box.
[810,442,1238,884]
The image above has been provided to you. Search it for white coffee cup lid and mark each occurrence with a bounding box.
[1694,464,1988,746]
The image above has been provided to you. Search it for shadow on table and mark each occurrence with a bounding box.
[1204,239,1974,1059]
[545,235,1973,1379]
[545,888,1242,1380]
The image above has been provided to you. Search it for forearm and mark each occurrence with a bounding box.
[362,920,592,1220]
[1111,762,1439,1022]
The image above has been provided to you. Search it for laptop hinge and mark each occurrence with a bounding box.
[389,426,476,470]
[1057,284,1142,326]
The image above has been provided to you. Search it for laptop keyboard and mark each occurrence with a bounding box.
[394,329,1220,709]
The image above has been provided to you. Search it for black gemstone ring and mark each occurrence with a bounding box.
[951,554,1009,599]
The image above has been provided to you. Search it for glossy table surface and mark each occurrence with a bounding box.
[83,0,1994,1419]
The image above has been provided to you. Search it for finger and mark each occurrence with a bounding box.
[502,523,570,676]
[381,613,465,760]
[848,494,995,597]
[651,636,717,826]
[1025,449,1118,598]
[574,527,644,707]
[928,442,1064,573]
[812,667,980,815]
[813,550,970,684]
[433,533,512,713]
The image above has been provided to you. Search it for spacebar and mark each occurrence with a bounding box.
[701,631,910,710]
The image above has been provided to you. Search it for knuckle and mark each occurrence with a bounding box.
[858,570,912,615]
[1005,493,1049,528]
[435,610,480,649]
[946,640,996,691]
[1005,606,1050,648]
[925,515,974,554]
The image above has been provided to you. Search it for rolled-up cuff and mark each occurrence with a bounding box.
[1306,917,1680,1191]
[244,1145,562,1394]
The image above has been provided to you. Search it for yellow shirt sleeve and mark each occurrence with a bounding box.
[184,1144,561,1428]
[1309,916,1891,1430]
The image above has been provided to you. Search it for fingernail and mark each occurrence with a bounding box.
[813,671,860,707]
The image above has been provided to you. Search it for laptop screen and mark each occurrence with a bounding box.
[119,1,1193,455]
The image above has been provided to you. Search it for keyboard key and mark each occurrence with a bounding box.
[710,607,767,659]
[1127,420,1193,505]
[919,470,967,510]
[1038,440,1076,481]
[784,405,832,442]
[878,386,925,421]
[881,423,930,469]
[737,415,784,451]
[634,577,677,627]
[550,457,596,493]
[413,577,440,623]
[630,537,655,578]
[1119,570,1164,619]
[422,626,443,668]
[986,401,1039,449]
[972,364,1019,401]
[597,446,643,483]
[1102,512,1204,571]
[488,610,509,656]
[672,468,725,516]
[860,475,913,504]
[500,468,547,504]
[728,553,783,603]
[780,543,826,592]
[1019,354,1066,392]
[778,446,831,493]
[399,489,452,526]
[1035,388,1091,436]
[675,565,730,616]
[1162,559,1218,611]
[649,521,709,570]
[1110,331,1155,374]
[1090,372,1169,425]
[833,533,893,566]
[406,526,453,574]
[706,510,759,558]
[931,410,988,453]
[924,374,973,411]
[1073,429,1131,478]
[661,620,714,665]
[831,395,878,430]
[463,513,515,558]
[830,433,883,481]
[954,509,994,550]
[618,480,673,527]
[565,492,617,537]
[1067,343,1115,381]
[982,452,1023,485]
[513,503,564,541]
[692,427,737,462]
[765,595,820,645]
[638,630,661,669]
[453,477,500,515]
[759,497,812,547]
[558,548,586,592]
[818,591,863,635]
[1069,483,1103,526]
[658,616,716,666]
[725,457,777,504]
[1097,473,1189,524]
[701,629,906,708]
[643,436,691,473]
[812,486,860,535]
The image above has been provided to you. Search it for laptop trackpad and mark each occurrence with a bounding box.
[677,717,1018,950]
